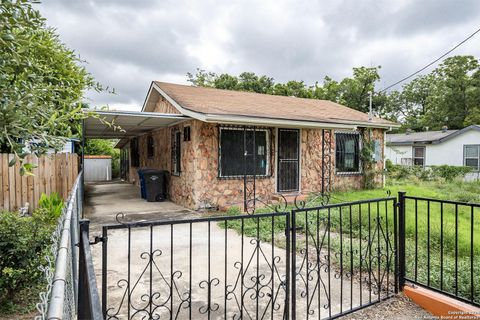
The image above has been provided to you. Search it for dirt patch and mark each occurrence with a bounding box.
[341,294,432,320]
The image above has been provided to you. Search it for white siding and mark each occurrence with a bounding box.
[386,130,480,180]
[425,130,480,166]
[385,145,412,164]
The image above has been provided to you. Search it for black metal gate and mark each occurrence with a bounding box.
[101,212,290,319]
[99,197,398,319]
[291,197,398,319]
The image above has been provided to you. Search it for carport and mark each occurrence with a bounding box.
[82,110,188,139]
[81,110,191,220]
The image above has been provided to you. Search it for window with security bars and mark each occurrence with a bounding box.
[464,145,480,171]
[412,146,425,167]
[171,130,181,175]
[219,127,269,177]
[335,132,360,173]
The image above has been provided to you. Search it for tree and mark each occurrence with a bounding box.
[397,56,480,131]
[338,66,381,113]
[0,0,105,173]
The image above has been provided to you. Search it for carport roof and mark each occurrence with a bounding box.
[83,110,189,138]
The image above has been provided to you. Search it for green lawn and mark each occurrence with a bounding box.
[220,178,480,304]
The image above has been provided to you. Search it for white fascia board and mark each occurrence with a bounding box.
[203,114,355,129]
[152,82,206,121]
[141,83,155,112]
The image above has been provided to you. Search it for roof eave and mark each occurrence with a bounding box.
[152,82,399,130]
[202,114,355,129]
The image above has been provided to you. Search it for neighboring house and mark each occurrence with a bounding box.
[108,81,397,210]
[386,125,480,179]
[23,138,79,154]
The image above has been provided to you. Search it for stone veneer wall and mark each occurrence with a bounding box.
[125,120,198,208]
[123,119,386,210]
[193,123,277,210]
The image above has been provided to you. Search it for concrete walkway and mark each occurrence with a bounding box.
[85,181,409,319]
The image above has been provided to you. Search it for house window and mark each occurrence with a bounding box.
[183,126,191,142]
[219,127,269,178]
[464,145,480,171]
[147,135,154,158]
[412,146,425,167]
[130,138,139,167]
[335,132,360,173]
[171,130,181,175]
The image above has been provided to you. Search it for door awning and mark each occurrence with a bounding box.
[83,110,189,138]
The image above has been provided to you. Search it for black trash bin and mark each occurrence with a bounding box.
[143,170,167,202]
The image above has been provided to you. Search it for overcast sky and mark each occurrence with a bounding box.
[39,0,480,111]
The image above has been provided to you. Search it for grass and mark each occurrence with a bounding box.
[218,178,480,305]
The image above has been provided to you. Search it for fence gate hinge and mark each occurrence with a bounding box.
[90,236,107,245]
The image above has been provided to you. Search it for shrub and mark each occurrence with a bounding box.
[430,165,472,181]
[387,164,471,182]
[38,192,64,222]
[0,210,55,304]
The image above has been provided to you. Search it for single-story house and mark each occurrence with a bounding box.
[385,125,480,179]
[110,82,396,210]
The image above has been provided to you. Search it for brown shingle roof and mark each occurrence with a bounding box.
[154,81,396,127]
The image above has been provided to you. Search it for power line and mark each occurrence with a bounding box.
[379,26,480,93]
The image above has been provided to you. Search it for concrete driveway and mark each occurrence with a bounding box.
[84,181,195,228]
[85,181,383,319]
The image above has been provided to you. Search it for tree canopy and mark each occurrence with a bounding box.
[0,0,102,172]
[188,55,480,131]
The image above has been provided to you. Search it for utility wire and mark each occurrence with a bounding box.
[379,26,480,93]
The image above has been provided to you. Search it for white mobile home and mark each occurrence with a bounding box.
[385,125,480,179]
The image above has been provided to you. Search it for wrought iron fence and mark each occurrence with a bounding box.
[399,192,480,306]
[101,212,291,319]
[292,197,398,319]
[35,172,83,320]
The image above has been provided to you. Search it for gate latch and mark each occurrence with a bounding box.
[89,236,107,245]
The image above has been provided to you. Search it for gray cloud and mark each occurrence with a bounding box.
[38,0,480,110]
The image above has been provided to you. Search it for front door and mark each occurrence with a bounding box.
[277,129,300,192]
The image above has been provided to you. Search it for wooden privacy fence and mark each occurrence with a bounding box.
[0,153,79,213]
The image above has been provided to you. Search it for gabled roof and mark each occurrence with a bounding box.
[387,125,480,145]
[143,81,398,129]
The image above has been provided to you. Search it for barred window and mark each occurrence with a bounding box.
[335,133,360,173]
[219,127,269,178]
[171,130,181,175]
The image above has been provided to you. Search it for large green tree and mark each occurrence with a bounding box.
[392,56,480,131]
[0,0,104,172]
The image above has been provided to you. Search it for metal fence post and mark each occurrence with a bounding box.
[398,191,406,290]
[78,219,90,319]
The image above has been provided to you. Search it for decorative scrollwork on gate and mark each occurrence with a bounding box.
[105,249,191,320]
